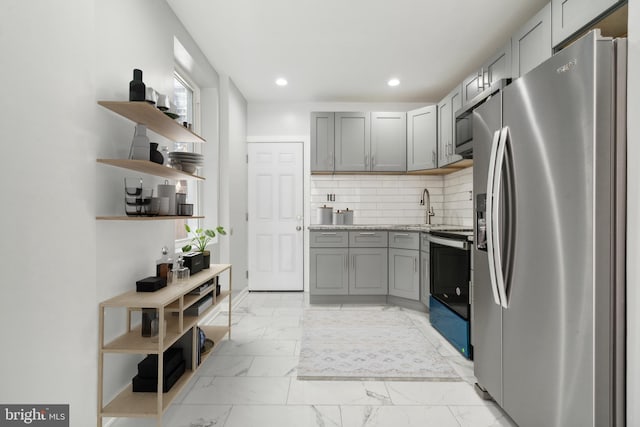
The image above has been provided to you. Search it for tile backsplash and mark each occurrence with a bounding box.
[310,167,473,226]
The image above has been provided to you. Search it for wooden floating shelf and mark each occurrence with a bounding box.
[98,101,206,143]
[97,159,205,181]
[96,215,204,221]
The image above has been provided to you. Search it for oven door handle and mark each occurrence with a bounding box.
[428,235,469,250]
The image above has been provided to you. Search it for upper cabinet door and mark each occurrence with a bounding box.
[449,86,463,164]
[310,112,334,172]
[461,70,484,107]
[484,39,512,86]
[439,85,463,168]
[552,0,622,47]
[370,112,407,172]
[407,106,437,171]
[513,3,552,78]
[334,112,371,172]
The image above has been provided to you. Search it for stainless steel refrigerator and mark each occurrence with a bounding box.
[472,30,626,427]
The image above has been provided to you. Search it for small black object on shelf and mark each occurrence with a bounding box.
[136,276,166,292]
[129,68,146,102]
[149,142,164,164]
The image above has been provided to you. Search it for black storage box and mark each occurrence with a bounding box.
[137,348,183,378]
[136,276,166,292]
[132,360,185,393]
[183,252,204,275]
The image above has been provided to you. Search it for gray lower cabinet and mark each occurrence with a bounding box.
[551,0,622,48]
[407,105,438,171]
[388,248,420,300]
[334,112,370,172]
[310,248,349,295]
[438,84,463,168]
[513,3,552,78]
[370,112,406,172]
[388,232,420,300]
[310,112,334,172]
[349,248,389,295]
[420,233,430,306]
[310,231,388,296]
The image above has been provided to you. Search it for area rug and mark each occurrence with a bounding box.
[297,309,461,381]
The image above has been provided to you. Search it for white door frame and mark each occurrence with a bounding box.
[247,138,307,291]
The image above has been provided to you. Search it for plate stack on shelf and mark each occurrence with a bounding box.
[168,152,204,174]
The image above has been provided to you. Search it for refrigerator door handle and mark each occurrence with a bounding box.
[485,128,502,306]
[493,126,509,308]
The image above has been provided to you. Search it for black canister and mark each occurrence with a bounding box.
[129,68,146,102]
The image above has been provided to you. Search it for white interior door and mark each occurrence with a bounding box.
[248,142,304,291]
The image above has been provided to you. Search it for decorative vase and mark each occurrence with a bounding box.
[129,69,146,102]
[202,250,210,269]
[149,142,164,164]
[129,124,150,160]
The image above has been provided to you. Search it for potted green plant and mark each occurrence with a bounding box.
[182,225,226,269]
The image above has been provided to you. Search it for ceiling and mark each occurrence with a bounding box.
[166,0,549,103]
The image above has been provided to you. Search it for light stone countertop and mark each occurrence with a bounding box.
[308,224,475,241]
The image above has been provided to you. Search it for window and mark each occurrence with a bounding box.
[173,71,202,245]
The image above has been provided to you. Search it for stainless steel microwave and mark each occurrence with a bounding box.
[454,79,510,158]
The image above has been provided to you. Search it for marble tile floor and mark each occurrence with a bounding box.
[112,292,517,427]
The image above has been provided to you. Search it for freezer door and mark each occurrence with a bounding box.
[500,31,616,427]
[472,94,504,405]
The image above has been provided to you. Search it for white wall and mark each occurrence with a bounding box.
[0,2,97,425]
[219,77,249,292]
[627,0,639,425]
[442,167,473,227]
[0,1,220,426]
[310,175,444,225]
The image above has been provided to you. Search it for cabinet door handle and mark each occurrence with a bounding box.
[345,254,348,270]
[395,233,410,237]
[321,232,337,235]
[477,69,483,90]
[359,232,376,236]
[414,258,417,272]
[432,151,436,165]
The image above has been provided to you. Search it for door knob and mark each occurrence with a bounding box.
[296,226,302,231]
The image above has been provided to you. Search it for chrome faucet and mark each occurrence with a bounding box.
[420,188,436,225]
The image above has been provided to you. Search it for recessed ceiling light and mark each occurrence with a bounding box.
[387,78,400,87]
[275,78,288,86]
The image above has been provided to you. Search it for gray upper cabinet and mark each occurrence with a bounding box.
[484,40,512,87]
[310,112,334,172]
[407,105,438,171]
[370,112,407,172]
[551,0,622,48]
[334,112,371,172]
[461,41,513,106]
[513,3,552,78]
[438,84,463,168]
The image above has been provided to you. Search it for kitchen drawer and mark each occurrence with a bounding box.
[389,231,419,250]
[420,232,430,251]
[310,231,348,247]
[349,231,388,247]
